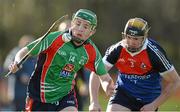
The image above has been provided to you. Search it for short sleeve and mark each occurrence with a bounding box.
[84,41,107,76]
[103,42,122,66]
[147,40,174,75]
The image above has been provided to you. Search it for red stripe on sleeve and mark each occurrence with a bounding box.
[84,44,96,72]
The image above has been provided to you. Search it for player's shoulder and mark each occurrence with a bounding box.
[106,40,123,53]
[147,38,161,46]
[43,31,64,44]
[87,39,102,48]
[111,40,123,48]
[85,39,100,52]
[47,31,63,39]
[147,38,167,55]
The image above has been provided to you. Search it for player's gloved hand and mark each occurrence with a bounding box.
[89,102,101,112]
[8,61,21,73]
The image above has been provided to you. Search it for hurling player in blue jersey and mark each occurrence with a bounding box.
[89,17,180,111]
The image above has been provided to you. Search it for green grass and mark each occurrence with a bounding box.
[159,97,180,111]
[83,91,180,111]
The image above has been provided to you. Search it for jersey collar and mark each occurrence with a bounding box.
[120,38,148,56]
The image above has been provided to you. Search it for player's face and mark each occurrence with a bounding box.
[70,18,95,44]
[124,34,144,52]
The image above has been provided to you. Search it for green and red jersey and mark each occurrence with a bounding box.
[26,31,107,103]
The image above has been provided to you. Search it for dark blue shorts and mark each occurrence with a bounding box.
[25,90,78,111]
[109,87,158,111]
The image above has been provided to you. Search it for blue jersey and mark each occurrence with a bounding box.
[103,38,174,103]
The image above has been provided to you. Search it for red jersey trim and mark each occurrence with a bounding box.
[40,35,64,103]
[84,44,96,72]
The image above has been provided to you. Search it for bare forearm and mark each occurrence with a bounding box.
[99,74,115,96]
[153,80,180,108]
[8,47,29,73]
[14,47,29,63]
[89,72,101,104]
[152,69,180,108]
[99,74,112,92]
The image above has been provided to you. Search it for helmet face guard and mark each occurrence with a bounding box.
[70,9,97,45]
[123,18,150,53]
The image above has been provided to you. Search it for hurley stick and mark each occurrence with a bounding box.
[5,15,68,77]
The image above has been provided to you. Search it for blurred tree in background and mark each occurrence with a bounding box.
[0,0,180,72]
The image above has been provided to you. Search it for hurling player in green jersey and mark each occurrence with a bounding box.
[8,9,115,111]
